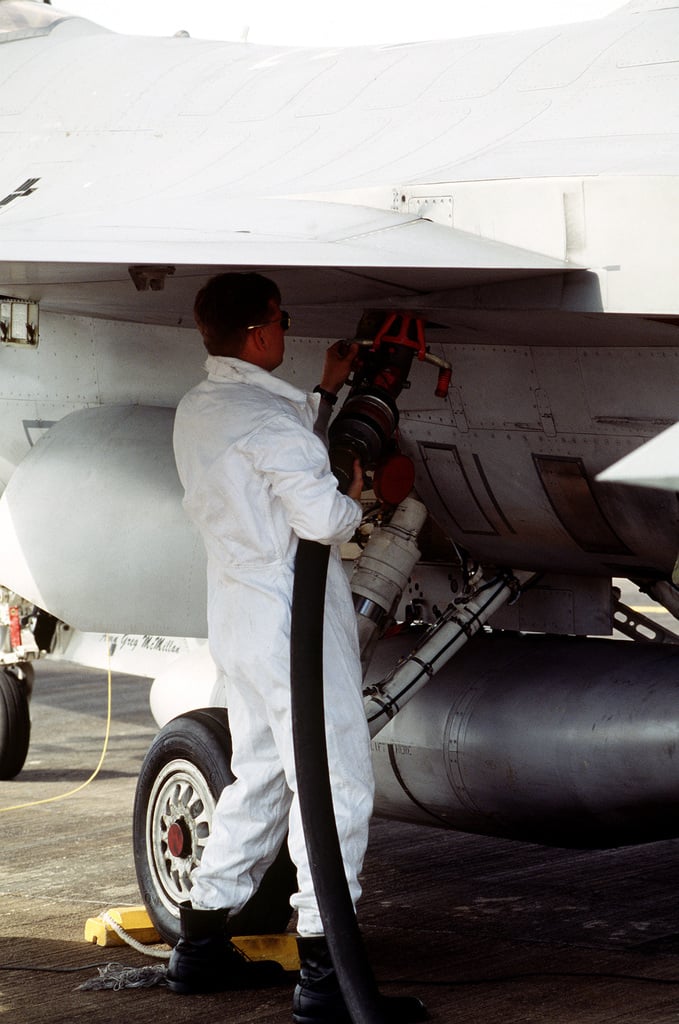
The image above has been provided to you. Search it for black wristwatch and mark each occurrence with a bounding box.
[313,386,338,407]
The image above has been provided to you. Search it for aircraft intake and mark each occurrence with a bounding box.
[368,629,679,848]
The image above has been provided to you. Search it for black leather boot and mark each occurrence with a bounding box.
[292,936,428,1023]
[167,902,287,994]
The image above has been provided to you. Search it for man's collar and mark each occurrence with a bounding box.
[205,355,309,406]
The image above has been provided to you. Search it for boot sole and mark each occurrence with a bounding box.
[168,970,290,995]
[292,998,428,1023]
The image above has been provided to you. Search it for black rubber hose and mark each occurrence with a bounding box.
[290,537,386,1024]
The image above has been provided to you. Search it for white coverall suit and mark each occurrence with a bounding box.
[173,355,375,937]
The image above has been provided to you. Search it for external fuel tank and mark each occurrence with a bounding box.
[369,629,679,848]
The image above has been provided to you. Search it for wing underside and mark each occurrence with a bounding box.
[0,198,574,326]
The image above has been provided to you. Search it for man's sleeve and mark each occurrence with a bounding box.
[245,413,361,545]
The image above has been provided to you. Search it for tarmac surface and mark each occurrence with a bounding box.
[4,635,679,1024]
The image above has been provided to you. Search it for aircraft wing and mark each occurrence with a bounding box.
[597,422,679,492]
[0,196,572,326]
[3,2,678,325]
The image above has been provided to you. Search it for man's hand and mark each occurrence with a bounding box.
[320,341,358,396]
[347,458,364,501]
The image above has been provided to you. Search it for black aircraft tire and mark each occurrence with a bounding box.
[0,668,31,780]
[133,707,297,946]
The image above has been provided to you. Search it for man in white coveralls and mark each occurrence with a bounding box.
[171,272,427,1024]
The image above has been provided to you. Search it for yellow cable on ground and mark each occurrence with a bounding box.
[0,637,113,814]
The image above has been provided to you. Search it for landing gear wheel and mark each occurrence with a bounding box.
[133,707,297,946]
[0,667,31,780]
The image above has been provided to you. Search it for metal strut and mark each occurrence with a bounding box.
[363,570,535,738]
[613,595,679,645]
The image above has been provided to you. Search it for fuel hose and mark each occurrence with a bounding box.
[290,537,386,1024]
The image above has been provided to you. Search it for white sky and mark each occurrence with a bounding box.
[54,0,626,47]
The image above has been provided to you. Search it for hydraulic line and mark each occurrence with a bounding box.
[291,539,386,1024]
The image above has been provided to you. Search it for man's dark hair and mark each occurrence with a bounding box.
[193,272,281,356]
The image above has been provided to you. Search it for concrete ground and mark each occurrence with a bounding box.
[3,654,679,1023]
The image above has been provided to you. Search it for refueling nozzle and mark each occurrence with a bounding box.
[328,313,450,502]
[328,390,399,495]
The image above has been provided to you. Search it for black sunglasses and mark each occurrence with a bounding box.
[247,311,291,332]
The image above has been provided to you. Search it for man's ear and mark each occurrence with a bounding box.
[256,328,268,351]
[240,327,268,367]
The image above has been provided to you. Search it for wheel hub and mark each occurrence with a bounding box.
[167,819,191,858]
[146,758,217,915]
